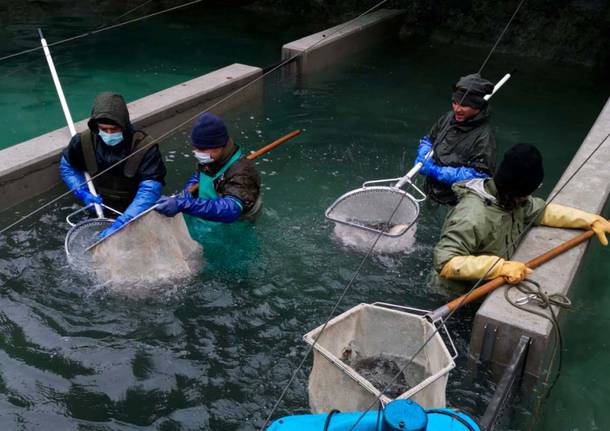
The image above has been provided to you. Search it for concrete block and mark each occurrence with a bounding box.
[0,63,262,212]
[470,96,610,377]
[282,9,405,75]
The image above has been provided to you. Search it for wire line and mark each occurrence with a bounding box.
[0,0,203,62]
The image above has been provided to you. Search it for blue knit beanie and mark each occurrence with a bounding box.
[191,113,229,149]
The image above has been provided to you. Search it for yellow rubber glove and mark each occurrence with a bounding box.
[440,255,532,284]
[541,203,610,246]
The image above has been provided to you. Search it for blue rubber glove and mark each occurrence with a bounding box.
[420,157,488,184]
[60,156,103,206]
[97,214,132,240]
[414,136,433,166]
[74,188,103,206]
[178,172,199,198]
[96,180,162,241]
[155,196,181,217]
[155,194,244,223]
[122,180,163,219]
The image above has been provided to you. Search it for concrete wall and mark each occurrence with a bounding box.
[0,64,262,212]
[469,96,610,377]
[281,9,405,75]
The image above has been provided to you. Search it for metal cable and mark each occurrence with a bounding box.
[0,0,203,62]
[102,0,156,25]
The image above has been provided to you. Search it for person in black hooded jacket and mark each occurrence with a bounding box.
[413,73,497,206]
[59,92,166,238]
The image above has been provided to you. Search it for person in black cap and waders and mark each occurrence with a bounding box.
[414,73,497,206]
[432,144,610,293]
[59,92,166,239]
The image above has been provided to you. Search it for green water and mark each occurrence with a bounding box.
[1,6,610,430]
[0,5,312,149]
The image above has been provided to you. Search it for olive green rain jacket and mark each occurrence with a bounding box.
[425,108,496,206]
[431,179,546,292]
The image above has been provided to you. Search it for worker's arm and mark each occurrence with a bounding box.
[97,180,163,239]
[420,158,489,184]
[541,203,610,246]
[439,255,531,285]
[155,194,243,223]
[59,156,103,206]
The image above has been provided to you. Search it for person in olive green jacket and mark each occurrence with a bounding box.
[433,144,610,289]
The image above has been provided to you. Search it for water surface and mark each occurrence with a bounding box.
[0,23,609,430]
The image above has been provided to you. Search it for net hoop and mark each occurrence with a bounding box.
[325,186,420,238]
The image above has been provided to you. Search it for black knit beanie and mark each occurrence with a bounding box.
[494,144,544,198]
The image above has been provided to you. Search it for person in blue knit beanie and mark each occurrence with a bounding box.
[155,113,261,226]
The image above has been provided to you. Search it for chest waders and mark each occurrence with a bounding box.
[185,150,243,240]
[184,150,260,274]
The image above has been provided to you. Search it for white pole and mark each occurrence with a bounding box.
[38,28,104,218]
[484,72,512,101]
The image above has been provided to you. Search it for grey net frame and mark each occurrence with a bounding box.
[325,177,426,238]
[65,218,115,263]
[63,203,121,262]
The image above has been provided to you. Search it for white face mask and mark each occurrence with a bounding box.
[193,151,214,164]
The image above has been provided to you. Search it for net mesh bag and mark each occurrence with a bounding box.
[326,187,420,253]
[305,304,455,413]
[326,187,419,236]
[89,211,203,285]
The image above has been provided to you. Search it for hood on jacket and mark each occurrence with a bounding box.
[87,92,131,132]
[452,178,497,203]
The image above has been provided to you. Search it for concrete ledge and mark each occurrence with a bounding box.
[0,63,262,212]
[470,96,610,377]
[281,9,405,74]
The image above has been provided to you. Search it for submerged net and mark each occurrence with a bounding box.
[89,211,203,286]
[326,187,419,253]
[65,218,115,266]
[332,222,417,254]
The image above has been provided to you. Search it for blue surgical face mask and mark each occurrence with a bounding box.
[193,151,214,164]
[99,130,124,146]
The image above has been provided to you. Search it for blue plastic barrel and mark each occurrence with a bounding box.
[266,400,479,431]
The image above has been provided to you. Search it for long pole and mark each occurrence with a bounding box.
[427,230,595,322]
[38,28,104,218]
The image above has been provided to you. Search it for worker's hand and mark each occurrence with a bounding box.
[498,261,533,284]
[155,196,181,217]
[414,136,433,166]
[591,217,610,246]
[96,216,131,241]
[74,188,103,206]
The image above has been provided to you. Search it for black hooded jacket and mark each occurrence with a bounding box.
[62,92,166,210]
